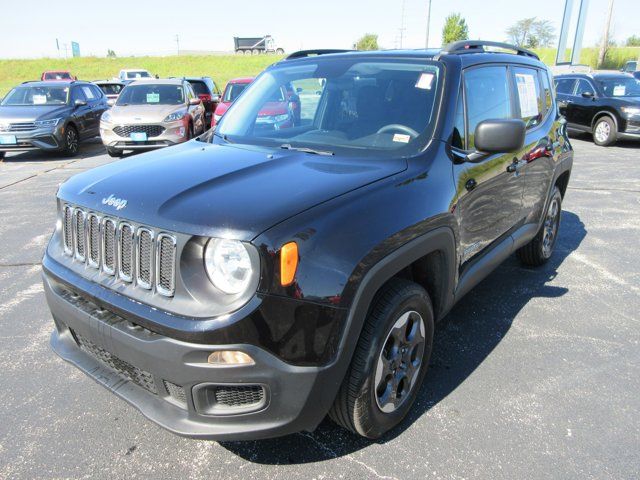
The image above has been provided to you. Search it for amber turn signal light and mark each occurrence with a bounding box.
[280,241,298,286]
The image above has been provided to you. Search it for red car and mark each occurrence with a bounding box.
[212,77,300,129]
[41,70,76,81]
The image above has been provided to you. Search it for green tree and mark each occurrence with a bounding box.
[442,13,469,44]
[506,17,555,48]
[107,49,117,58]
[355,34,379,51]
[626,35,640,47]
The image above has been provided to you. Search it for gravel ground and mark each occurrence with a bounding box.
[0,136,638,479]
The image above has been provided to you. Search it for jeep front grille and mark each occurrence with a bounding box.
[61,204,177,297]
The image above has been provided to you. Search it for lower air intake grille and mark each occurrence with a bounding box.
[72,330,157,394]
[163,380,187,406]
[214,385,265,408]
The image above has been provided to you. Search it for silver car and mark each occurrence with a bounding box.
[100,78,206,157]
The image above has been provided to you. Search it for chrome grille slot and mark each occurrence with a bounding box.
[59,204,177,297]
[136,228,153,289]
[63,205,73,255]
[118,223,134,282]
[87,214,101,268]
[73,209,86,262]
[156,234,176,297]
[8,122,36,132]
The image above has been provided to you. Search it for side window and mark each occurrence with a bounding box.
[90,85,103,99]
[540,70,553,114]
[513,67,543,129]
[71,87,86,103]
[555,79,576,95]
[186,84,195,100]
[575,79,594,96]
[81,85,96,100]
[464,66,512,150]
[452,87,465,149]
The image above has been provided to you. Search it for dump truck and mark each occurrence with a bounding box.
[233,36,284,55]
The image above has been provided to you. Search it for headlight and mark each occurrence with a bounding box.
[101,111,112,123]
[35,118,60,127]
[621,106,640,116]
[164,112,186,122]
[204,239,254,295]
[274,114,289,123]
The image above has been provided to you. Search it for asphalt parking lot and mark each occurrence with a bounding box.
[0,136,638,479]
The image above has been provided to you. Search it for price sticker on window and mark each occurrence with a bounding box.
[613,85,626,96]
[146,93,160,103]
[415,73,434,90]
[33,95,47,104]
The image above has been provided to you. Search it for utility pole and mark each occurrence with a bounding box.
[597,0,614,68]
[399,0,406,49]
[425,0,432,48]
[175,34,180,56]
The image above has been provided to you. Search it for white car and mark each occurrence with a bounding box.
[118,69,153,83]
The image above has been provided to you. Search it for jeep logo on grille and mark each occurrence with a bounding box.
[101,194,128,211]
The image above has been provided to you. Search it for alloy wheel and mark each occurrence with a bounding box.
[66,129,78,154]
[542,197,560,258]
[595,120,610,144]
[374,310,426,413]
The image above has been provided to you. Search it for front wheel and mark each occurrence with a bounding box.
[329,278,434,438]
[517,187,562,266]
[62,125,79,157]
[593,116,617,146]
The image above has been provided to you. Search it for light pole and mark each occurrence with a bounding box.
[425,0,432,48]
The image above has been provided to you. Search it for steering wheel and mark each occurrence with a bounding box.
[376,124,419,138]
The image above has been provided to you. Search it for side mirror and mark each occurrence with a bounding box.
[474,119,525,154]
[582,91,594,99]
[296,87,303,93]
[211,94,220,103]
[74,99,87,107]
[189,98,202,106]
[107,99,116,107]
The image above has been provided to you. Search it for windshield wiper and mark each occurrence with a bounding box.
[279,144,334,156]
[213,130,234,144]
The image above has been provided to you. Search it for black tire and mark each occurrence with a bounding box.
[276,48,285,55]
[106,147,122,158]
[0,151,5,160]
[329,278,434,439]
[592,116,617,146]
[517,186,562,266]
[62,125,80,157]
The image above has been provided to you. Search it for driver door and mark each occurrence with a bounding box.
[452,65,525,265]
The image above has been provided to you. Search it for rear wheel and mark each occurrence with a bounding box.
[276,48,285,55]
[592,116,617,146]
[0,151,5,160]
[252,49,260,55]
[329,278,434,439]
[517,187,562,266]
[62,125,79,156]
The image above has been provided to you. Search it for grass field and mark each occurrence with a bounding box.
[0,47,639,98]
[0,54,284,97]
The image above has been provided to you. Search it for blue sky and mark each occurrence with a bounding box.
[1,0,637,58]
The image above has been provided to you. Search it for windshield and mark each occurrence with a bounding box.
[44,72,72,80]
[98,84,123,95]
[216,59,442,156]
[126,71,151,79]
[223,83,250,102]
[116,84,185,106]
[596,76,640,97]
[1,85,69,106]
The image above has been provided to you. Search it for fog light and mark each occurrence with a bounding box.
[208,350,254,366]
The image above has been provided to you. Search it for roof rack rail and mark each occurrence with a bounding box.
[439,41,539,60]
[286,49,353,60]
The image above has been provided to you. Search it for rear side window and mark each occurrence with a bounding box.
[540,71,553,114]
[555,78,575,95]
[464,66,512,150]
[513,67,543,129]
[81,86,96,100]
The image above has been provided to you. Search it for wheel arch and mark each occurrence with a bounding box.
[591,109,620,132]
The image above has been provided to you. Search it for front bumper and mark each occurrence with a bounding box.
[0,125,63,152]
[44,266,343,440]
[100,121,188,151]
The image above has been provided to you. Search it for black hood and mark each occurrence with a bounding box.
[58,141,407,240]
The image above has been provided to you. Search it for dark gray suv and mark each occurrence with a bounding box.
[0,81,108,159]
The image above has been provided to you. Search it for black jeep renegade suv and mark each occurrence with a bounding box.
[43,41,573,440]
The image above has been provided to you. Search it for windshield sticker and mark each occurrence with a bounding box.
[393,133,411,143]
[515,73,539,118]
[415,72,435,90]
[613,85,626,96]
[146,93,160,103]
[32,94,47,105]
